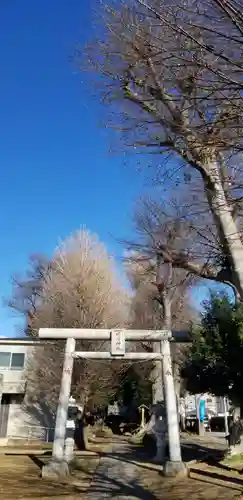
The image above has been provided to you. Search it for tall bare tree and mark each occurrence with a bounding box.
[131,191,235,291]
[9,229,129,423]
[173,0,243,72]
[82,0,243,298]
[125,203,196,404]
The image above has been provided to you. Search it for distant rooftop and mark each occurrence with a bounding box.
[0,338,50,345]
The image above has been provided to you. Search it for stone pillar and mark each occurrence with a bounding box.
[161,338,187,477]
[151,342,164,404]
[42,337,76,478]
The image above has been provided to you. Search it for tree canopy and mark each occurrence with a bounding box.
[9,229,129,417]
[82,0,243,298]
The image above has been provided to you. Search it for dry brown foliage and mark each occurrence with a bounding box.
[9,229,129,416]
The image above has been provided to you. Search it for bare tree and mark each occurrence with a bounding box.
[9,229,129,422]
[82,0,243,298]
[213,0,243,34]
[174,0,243,73]
[8,253,51,334]
[133,191,236,290]
[125,205,196,404]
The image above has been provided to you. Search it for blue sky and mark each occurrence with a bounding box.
[0,1,222,337]
[0,1,146,336]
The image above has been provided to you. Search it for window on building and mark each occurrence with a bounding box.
[0,352,11,368]
[0,352,25,370]
[10,353,25,370]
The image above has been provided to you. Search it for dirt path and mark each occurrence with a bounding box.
[84,442,156,499]
[0,435,242,500]
[139,462,242,499]
[84,440,242,500]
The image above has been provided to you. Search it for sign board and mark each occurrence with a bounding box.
[111,329,125,356]
[199,399,206,422]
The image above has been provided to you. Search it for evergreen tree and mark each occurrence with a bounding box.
[182,293,243,406]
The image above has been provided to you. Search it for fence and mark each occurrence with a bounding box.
[7,425,55,443]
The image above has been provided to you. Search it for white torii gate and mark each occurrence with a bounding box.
[38,328,186,478]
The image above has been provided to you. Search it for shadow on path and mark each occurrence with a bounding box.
[189,467,243,490]
[96,440,226,471]
[181,441,226,462]
[85,468,158,499]
[84,442,160,499]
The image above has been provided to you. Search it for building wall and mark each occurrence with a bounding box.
[0,344,28,394]
[6,398,51,441]
[0,343,54,443]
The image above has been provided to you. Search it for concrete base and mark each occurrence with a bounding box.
[163,461,187,478]
[41,460,70,479]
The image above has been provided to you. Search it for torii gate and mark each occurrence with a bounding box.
[38,328,187,477]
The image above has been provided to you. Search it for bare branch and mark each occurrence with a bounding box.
[82,0,243,297]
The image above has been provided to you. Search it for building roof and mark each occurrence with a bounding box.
[0,338,53,346]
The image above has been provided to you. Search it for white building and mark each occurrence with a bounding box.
[0,339,54,445]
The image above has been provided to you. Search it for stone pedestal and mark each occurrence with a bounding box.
[154,436,167,463]
[41,460,69,479]
[163,460,188,478]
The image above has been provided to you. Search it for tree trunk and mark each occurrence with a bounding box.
[205,161,243,299]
